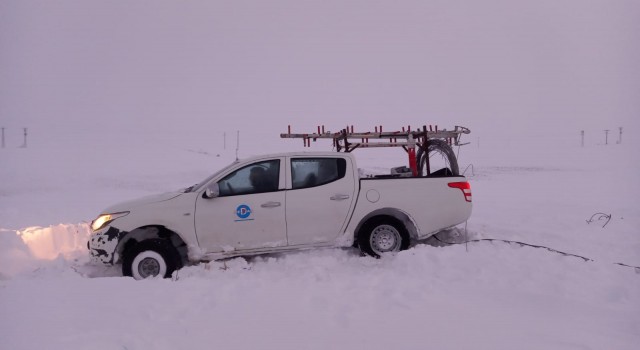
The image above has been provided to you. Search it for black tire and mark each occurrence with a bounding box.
[358,217,410,258]
[122,239,182,280]
[416,139,459,176]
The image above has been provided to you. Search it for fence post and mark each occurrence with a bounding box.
[604,129,609,145]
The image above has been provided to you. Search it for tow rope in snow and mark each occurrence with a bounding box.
[431,233,640,272]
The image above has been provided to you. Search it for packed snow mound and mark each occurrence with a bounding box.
[16,223,91,260]
[0,224,90,279]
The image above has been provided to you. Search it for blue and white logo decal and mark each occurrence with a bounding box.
[235,204,253,221]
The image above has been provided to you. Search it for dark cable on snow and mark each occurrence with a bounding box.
[432,234,591,261]
[586,213,612,228]
[431,233,640,271]
[613,263,640,274]
[462,164,475,177]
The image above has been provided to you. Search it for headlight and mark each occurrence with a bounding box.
[91,212,129,231]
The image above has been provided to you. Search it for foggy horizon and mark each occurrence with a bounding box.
[1,1,638,138]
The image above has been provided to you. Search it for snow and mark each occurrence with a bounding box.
[1,126,639,350]
[1,1,639,348]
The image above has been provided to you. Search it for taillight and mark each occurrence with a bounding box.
[448,181,472,202]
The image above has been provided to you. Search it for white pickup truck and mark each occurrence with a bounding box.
[88,151,472,279]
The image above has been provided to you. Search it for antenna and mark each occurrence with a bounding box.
[235,130,240,160]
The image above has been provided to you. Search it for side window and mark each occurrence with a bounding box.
[217,160,280,196]
[291,158,346,190]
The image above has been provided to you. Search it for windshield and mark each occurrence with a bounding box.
[185,161,239,193]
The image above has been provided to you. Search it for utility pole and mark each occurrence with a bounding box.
[618,127,623,144]
[604,129,609,145]
[235,130,240,161]
[1,127,5,148]
[581,130,584,147]
[21,128,28,148]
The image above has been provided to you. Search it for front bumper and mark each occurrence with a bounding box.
[88,226,127,264]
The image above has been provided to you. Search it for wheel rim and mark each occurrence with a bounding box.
[131,250,167,280]
[370,224,401,254]
[138,257,161,278]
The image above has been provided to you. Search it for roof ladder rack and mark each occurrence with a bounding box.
[280,124,471,176]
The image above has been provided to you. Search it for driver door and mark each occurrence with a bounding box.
[194,158,287,253]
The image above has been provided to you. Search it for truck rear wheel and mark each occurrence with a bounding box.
[358,217,410,258]
[122,239,182,280]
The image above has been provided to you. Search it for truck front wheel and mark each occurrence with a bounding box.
[122,239,182,280]
[358,217,410,258]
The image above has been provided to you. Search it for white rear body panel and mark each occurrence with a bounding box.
[347,177,472,240]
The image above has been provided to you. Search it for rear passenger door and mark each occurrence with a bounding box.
[285,156,356,246]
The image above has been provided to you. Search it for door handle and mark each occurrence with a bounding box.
[261,201,281,208]
[330,194,350,201]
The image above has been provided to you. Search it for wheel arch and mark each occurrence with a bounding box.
[354,208,419,243]
[115,225,189,266]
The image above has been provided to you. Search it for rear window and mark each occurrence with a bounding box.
[291,158,346,190]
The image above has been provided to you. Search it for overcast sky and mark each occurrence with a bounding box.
[1,0,638,137]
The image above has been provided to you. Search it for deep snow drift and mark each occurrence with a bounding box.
[1,126,639,350]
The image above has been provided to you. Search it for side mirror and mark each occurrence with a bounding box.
[203,183,220,199]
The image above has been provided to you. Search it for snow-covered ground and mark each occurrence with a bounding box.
[2,0,638,348]
[1,126,638,349]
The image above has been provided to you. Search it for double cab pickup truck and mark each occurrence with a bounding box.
[89,151,472,279]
